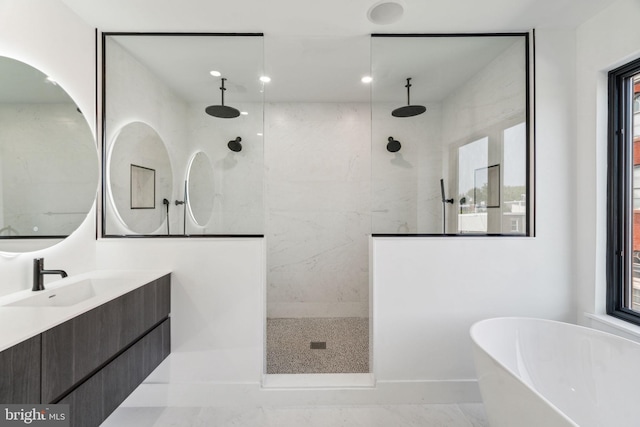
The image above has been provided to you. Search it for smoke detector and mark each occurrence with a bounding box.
[367,1,404,25]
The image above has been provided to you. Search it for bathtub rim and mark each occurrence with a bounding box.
[469,316,640,427]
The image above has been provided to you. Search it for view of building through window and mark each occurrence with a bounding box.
[632,74,640,311]
[456,123,526,234]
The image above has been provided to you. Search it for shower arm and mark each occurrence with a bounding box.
[220,78,227,106]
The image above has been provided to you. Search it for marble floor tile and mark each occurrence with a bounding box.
[101,407,163,427]
[103,404,486,427]
[458,403,490,427]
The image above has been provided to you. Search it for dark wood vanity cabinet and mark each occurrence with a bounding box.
[0,274,170,427]
[0,334,41,404]
[59,318,170,427]
[41,274,171,403]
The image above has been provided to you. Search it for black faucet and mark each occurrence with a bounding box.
[32,258,67,292]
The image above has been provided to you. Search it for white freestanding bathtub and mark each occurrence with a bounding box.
[470,317,640,427]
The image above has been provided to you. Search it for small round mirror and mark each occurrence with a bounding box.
[187,151,215,227]
[107,121,173,234]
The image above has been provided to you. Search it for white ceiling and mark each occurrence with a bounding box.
[53,0,619,104]
[61,0,616,35]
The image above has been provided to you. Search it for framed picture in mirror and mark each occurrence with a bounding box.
[130,164,156,209]
[474,164,501,208]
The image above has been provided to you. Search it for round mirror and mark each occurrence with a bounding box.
[107,121,173,234]
[187,151,215,227]
[0,56,98,252]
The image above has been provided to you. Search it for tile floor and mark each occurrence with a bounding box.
[266,317,369,374]
[101,317,488,426]
[103,402,488,426]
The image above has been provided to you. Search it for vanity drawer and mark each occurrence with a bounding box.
[41,274,170,403]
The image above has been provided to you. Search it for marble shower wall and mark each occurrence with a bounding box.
[371,103,444,234]
[186,102,264,235]
[265,102,371,318]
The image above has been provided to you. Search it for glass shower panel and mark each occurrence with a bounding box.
[371,34,531,235]
[102,34,264,237]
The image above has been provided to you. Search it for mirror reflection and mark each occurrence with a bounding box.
[186,151,214,229]
[0,55,98,251]
[107,121,173,234]
[102,33,265,236]
[371,34,531,235]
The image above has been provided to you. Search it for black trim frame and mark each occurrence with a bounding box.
[371,32,535,237]
[607,56,640,326]
[100,32,264,239]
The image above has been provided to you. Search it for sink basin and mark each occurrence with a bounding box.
[5,279,97,307]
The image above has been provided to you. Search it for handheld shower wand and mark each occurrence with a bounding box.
[163,198,170,235]
[440,179,454,234]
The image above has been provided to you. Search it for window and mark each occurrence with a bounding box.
[607,57,640,325]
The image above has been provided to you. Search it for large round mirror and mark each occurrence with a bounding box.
[0,55,98,252]
[107,121,173,234]
[187,151,215,227]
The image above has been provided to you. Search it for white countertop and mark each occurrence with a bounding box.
[0,270,171,353]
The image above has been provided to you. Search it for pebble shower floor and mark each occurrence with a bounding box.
[266,317,369,374]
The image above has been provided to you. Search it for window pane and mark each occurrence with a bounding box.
[632,74,640,312]
[503,122,527,235]
[458,137,488,233]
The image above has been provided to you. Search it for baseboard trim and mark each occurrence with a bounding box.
[262,373,375,389]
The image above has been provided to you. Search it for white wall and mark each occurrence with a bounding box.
[374,29,577,387]
[575,0,640,329]
[0,0,98,296]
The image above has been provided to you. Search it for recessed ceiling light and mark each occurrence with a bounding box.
[210,70,221,77]
[241,111,249,116]
[361,76,373,84]
[257,132,263,136]
[259,76,271,83]
[367,1,404,25]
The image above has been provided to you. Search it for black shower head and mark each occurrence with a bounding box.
[392,78,426,118]
[206,77,240,119]
[228,136,242,152]
[206,105,240,119]
[387,136,401,153]
[392,105,427,118]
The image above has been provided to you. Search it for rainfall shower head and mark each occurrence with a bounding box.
[228,136,242,152]
[205,78,240,119]
[387,136,401,152]
[392,78,426,118]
